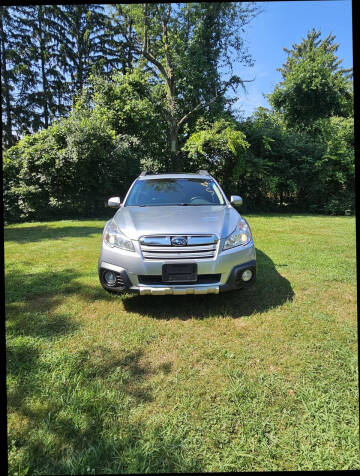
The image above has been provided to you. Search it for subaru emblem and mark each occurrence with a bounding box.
[171,236,187,246]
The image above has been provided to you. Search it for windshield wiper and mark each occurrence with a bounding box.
[136,203,218,207]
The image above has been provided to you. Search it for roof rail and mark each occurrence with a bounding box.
[197,169,210,176]
[139,170,154,176]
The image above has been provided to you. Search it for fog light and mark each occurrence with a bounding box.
[241,269,253,282]
[104,270,116,286]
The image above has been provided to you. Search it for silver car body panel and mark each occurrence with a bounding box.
[113,205,239,241]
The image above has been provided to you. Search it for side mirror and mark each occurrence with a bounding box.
[108,196,121,208]
[230,195,243,206]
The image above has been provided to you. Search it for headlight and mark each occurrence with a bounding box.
[103,220,135,252]
[223,220,252,250]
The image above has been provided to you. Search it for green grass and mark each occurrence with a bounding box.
[5,214,359,474]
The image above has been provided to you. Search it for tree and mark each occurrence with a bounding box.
[57,4,111,98]
[268,29,353,132]
[312,116,354,214]
[182,118,250,194]
[1,6,18,147]
[89,68,169,170]
[1,6,38,146]
[1,5,71,136]
[3,103,143,222]
[2,70,169,222]
[22,5,69,129]
[1,4,121,144]
[240,108,320,209]
[109,2,259,170]
[104,4,140,75]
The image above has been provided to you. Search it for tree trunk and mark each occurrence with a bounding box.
[166,81,182,171]
[169,120,180,171]
[127,19,133,71]
[40,55,49,128]
[77,33,83,92]
[74,7,83,93]
[38,6,49,128]
[0,15,14,147]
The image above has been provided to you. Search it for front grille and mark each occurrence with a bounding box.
[138,274,221,285]
[139,235,218,260]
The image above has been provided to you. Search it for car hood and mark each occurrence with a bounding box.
[113,205,240,240]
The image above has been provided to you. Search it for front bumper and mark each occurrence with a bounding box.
[98,238,256,295]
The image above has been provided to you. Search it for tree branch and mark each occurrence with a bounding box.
[177,76,255,128]
[162,4,173,81]
[141,3,171,89]
[177,91,224,127]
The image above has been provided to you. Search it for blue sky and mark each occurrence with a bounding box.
[229,0,353,118]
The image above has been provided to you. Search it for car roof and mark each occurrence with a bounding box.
[138,173,213,180]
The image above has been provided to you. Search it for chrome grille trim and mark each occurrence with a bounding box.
[139,234,218,260]
[140,236,171,246]
[142,251,215,260]
[141,244,216,253]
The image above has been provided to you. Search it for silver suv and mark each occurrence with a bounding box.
[98,171,256,295]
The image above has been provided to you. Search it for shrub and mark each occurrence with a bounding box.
[3,108,142,223]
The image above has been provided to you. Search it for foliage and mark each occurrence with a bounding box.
[107,2,259,169]
[182,105,354,215]
[2,18,355,218]
[1,3,258,158]
[311,116,355,214]
[1,4,132,146]
[3,105,142,222]
[18,5,70,130]
[182,118,250,194]
[89,69,169,171]
[56,4,111,94]
[268,29,353,132]
[238,109,320,211]
[1,6,39,146]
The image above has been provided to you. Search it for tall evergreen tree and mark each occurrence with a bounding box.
[268,29,353,131]
[1,6,37,146]
[104,4,140,76]
[15,5,68,131]
[57,4,111,98]
[1,6,17,147]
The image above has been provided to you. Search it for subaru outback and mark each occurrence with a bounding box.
[98,170,256,295]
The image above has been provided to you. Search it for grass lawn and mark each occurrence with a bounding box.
[5,214,359,474]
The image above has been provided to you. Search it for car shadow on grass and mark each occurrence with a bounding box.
[122,248,294,320]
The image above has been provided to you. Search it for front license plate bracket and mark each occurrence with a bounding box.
[162,263,198,283]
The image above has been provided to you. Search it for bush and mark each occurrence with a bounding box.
[311,116,355,215]
[3,108,142,223]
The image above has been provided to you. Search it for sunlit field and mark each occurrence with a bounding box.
[5,214,359,474]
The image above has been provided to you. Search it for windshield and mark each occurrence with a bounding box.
[125,178,226,206]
